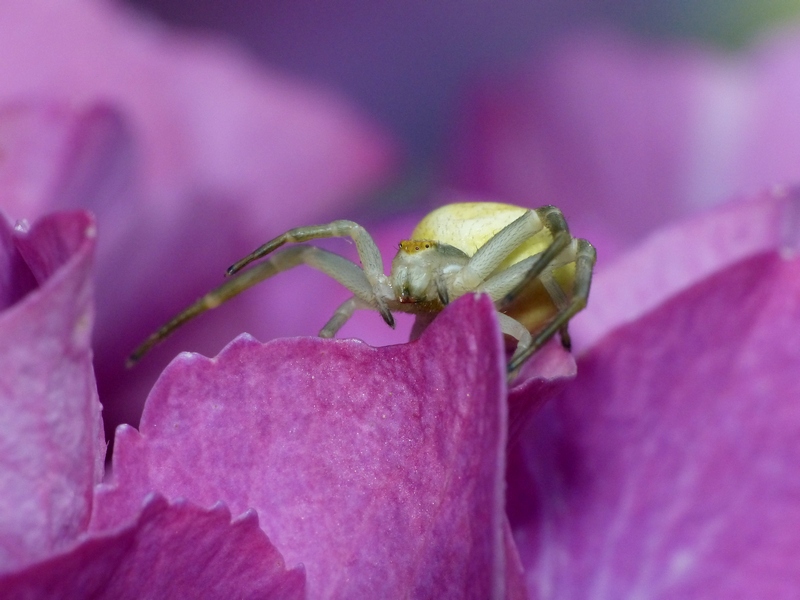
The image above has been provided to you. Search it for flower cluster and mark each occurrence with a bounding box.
[2,1,800,598]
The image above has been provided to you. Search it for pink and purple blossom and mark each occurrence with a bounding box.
[1,207,575,596]
[2,2,800,598]
[0,0,397,441]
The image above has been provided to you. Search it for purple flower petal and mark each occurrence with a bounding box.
[0,1,394,220]
[448,29,800,254]
[572,187,799,351]
[503,517,528,600]
[0,215,36,310]
[508,340,577,446]
[509,250,800,598]
[0,0,397,436]
[0,494,305,599]
[0,211,104,572]
[93,294,519,598]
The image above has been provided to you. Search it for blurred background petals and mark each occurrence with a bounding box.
[0,0,398,438]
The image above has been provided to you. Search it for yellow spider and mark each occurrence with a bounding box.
[128,202,596,374]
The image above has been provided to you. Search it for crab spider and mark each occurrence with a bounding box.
[128,202,596,374]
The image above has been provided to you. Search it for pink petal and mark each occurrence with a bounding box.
[0,0,397,435]
[508,340,577,446]
[0,215,36,310]
[572,187,800,351]
[93,294,516,598]
[510,251,800,598]
[0,0,394,220]
[0,495,305,599]
[0,211,104,571]
[448,29,800,254]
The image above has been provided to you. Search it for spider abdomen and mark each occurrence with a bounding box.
[410,202,553,272]
[407,202,570,331]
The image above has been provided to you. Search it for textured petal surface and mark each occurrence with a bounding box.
[0,495,305,599]
[0,213,36,310]
[509,251,800,599]
[449,29,800,254]
[93,295,515,598]
[0,211,104,572]
[0,0,396,436]
[572,187,800,351]
[508,340,577,446]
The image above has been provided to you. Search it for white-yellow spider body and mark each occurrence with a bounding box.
[130,202,595,373]
[411,202,542,265]
[407,202,579,334]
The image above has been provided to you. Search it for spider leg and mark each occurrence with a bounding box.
[435,274,450,305]
[128,245,382,366]
[480,254,568,362]
[496,312,532,362]
[479,254,539,301]
[226,219,393,326]
[538,248,574,350]
[319,295,373,338]
[507,238,596,373]
[558,324,572,351]
[451,206,572,299]
[496,206,572,311]
[479,238,576,303]
[450,209,540,294]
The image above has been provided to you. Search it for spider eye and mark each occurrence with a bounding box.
[399,239,436,254]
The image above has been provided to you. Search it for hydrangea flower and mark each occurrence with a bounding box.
[0,207,578,596]
[3,4,800,598]
[3,192,797,597]
[0,0,396,439]
[0,210,305,596]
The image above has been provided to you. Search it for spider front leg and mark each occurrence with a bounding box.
[226,219,394,310]
[226,219,393,326]
[127,245,383,366]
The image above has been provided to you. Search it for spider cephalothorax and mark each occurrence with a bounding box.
[129,202,596,374]
[392,240,469,305]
